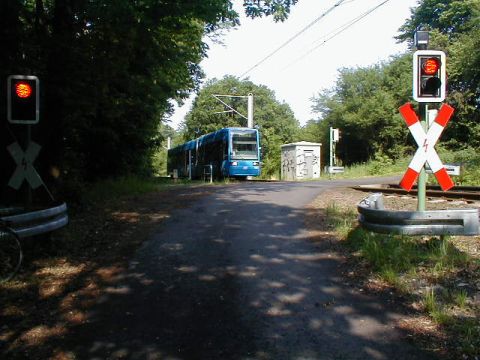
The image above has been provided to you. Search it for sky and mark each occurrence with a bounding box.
[168,0,419,129]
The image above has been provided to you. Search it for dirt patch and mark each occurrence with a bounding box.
[0,185,213,359]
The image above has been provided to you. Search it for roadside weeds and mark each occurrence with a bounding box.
[305,187,480,360]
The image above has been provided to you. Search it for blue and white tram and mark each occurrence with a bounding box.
[167,127,261,179]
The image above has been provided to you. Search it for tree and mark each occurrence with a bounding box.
[396,0,480,149]
[311,0,480,165]
[297,120,323,143]
[244,0,299,22]
[0,0,301,198]
[310,55,412,165]
[183,76,299,179]
[396,0,478,44]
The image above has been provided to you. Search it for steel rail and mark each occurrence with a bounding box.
[352,184,480,201]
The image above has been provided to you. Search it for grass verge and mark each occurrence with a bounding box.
[326,202,480,359]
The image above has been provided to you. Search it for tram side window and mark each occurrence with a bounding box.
[205,140,222,163]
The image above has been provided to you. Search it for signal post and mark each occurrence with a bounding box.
[401,31,450,211]
[358,31,479,238]
[6,75,48,207]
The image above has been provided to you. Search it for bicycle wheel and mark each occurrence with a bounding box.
[0,228,23,282]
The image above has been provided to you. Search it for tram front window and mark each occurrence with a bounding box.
[231,131,258,160]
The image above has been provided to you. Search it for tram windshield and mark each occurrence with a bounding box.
[231,131,258,160]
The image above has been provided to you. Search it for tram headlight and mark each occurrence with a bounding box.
[253,161,259,166]
[231,161,238,166]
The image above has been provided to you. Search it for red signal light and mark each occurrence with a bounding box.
[422,57,440,75]
[413,50,446,102]
[15,82,33,98]
[7,75,40,124]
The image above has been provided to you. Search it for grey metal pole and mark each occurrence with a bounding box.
[417,103,428,211]
[247,93,254,128]
[24,125,32,209]
[329,127,333,170]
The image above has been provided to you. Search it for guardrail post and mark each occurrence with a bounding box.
[361,192,384,210]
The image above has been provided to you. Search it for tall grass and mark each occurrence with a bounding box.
[321,152,409,179]
[85,176,173,204]
[83,175,223,205]
[345,228,470,281]
[436,146,480,185]
[325,203,479,357]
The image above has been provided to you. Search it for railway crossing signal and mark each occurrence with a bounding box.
[413,50,446,103]
[7,75,40,124]
[399,103,454,192]
[7,141,43,190]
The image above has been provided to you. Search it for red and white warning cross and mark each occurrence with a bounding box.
[7,141,43,190]
[399,102,455,192]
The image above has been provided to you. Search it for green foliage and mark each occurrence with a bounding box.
[74,174,204,208]
[151,123,179,176]
[340,226,470,283]
[452,289,468,309]
[244,0,299,22]
[296,120,323,143]
[0,0,299,197]
[325,203,357,237]
[367,153,395,175]
[85,176,166,204]
[326,202,480,357]
[310,55,412,165]
[422,288,451,324]
[0,0,230,187]
[396,0,480,150]
[308,0,480,168]
[182,76,299,179]
[396,0,479,43]
[319,153,408,179]
[435,147,480,185]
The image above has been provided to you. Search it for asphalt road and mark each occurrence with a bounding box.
[68,177,437,360]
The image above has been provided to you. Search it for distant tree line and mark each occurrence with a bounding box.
[180,76,299,178]
[2,0,478,196]
[304,0,480,165]
[179,0,480,178]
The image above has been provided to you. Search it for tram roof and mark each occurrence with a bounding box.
[168,127,258,153]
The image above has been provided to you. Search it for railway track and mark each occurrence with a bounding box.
[352,184,480,201]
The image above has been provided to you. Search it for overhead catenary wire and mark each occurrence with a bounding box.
[238,0,348,78]
[281,0,392,71]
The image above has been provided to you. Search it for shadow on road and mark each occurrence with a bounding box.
[1,182,438,359]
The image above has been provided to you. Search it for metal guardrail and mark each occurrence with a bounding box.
[357,193,480,236]
[0,203,68,238]
[352,184,480,201]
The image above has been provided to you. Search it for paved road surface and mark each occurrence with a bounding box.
[67,177,437,360]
